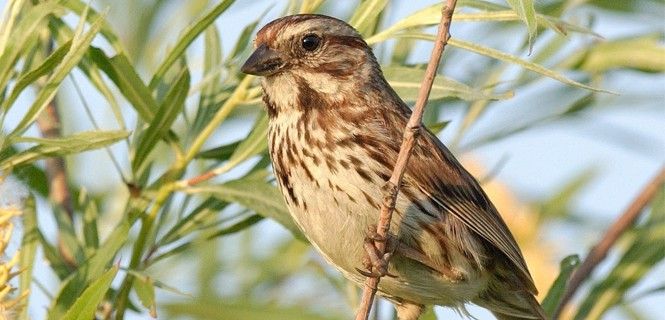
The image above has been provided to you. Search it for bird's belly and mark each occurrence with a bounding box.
[284,168,376,277]
[282,164,487,306]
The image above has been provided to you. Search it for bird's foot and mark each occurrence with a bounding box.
[356,225,398,278]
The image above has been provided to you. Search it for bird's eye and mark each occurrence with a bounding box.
[301,34,321,51]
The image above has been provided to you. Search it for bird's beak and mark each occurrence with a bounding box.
[241,44,285,76]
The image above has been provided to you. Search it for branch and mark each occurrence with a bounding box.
[354,1,458,319]
[554,165,665,318]
[35,39,78,269]
[36,99,74,220]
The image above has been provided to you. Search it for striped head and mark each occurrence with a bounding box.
[241,14,385,116]
[242,14,378,78]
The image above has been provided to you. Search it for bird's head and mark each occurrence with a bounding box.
[242,14,380,82]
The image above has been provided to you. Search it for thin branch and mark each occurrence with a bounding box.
[34,37,79,269]
[554,165,665,318]
[36,98,74,221]
[355,1,458,320]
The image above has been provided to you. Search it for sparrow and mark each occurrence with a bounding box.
[241,14,546,320]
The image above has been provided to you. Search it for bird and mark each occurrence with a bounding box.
[241,14,546,320]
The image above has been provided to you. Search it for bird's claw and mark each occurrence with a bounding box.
[357,225,398,278]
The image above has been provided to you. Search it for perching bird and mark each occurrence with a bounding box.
[241,14,546,320]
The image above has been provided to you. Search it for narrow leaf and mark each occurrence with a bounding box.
[226,112,269,165]
[148,0,235,89]
[196,141,240,160]
[88,47,158,122]
[191,25,223,137]
[81,195,100,254]
[349,0,389,37]
[541,254,581,317]
[18,196,38,320]
[132,68,190,171]
[383,65,512,101]
[60,266,118,320]
[0,0,64,90]
[574,189,665,320]
[156,198,226,247]
[10,12,105,136]
[448,38,611,93]
[505,0,538,50]
[185,178,304,240]
[134,275,157,318]
[1,130,129,171]
[49,221,129,319]
[1,40,72,113]
[61,0,125,52]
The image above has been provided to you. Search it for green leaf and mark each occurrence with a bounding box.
[61,0,125,53]
[156,198,227,247]
[575,35,665,73]
[227,10,268,61]
[148,0,235,89]
[196,141,241,160]
[427,120,451,134]
[45,17,126,130]
[134,274,157,318]
[37,230,72,279]
[505,0,538,50]
[81,192,100,254]
[151,213,265,264]
[88,47,158,122]
[447,38,611,93]
[538,168,597,219]
[18,196,38,320]
[205,214,264,240]
[541,254,581,317]
[0,147,48,196]
[365,2,598,45]
[574,188,665,320]
[365,3,440,44]
[191,25,223,137]
[49,221,129,319]
[60,266,118,320]
[9,11,106,136]
[185,178,304,240]
[53,205,85,264]
[132,68,190,172]
[0,0,64,91]
[1,40,72,113]
[227,112,269,165]
[382,65,512,101]
[349,0,388,37]
[1,130,129,171]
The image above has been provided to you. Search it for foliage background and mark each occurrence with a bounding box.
[0,0,663,319]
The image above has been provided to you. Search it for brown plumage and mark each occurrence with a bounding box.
[241,14,546,320]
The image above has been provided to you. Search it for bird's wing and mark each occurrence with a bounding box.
[404,128,537,293]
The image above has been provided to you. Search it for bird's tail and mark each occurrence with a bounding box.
[473,280,547,320]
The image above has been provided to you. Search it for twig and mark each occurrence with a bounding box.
[36,99,74,220]
[354,1,458,319]
[554,165,665,318]
[35,39,78,269]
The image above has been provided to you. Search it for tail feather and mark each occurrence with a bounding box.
[473,283,546,320]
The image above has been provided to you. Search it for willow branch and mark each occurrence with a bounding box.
[554,165,665,318]
[35,38,77,269]
[36,100,74,220]
[355,1,458,319]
